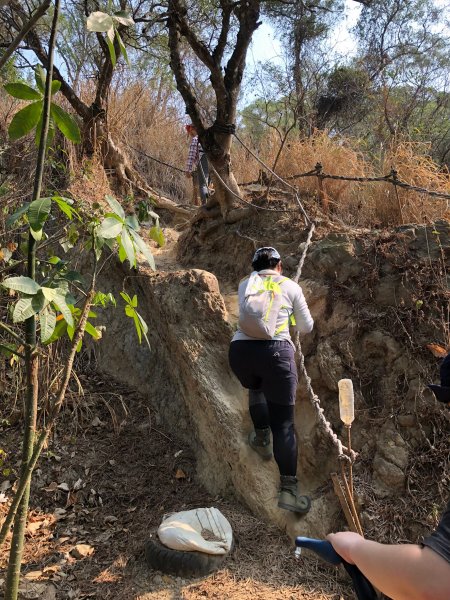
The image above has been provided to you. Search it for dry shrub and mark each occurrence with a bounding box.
[378,140,450,226]
[107,80,191,203]
[68,154,113,208]
[232,129,449,227]
[3,75,448,226]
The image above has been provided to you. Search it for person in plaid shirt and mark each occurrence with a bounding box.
[185,124,209,205]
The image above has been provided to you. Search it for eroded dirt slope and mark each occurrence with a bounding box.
[94,215,449,546]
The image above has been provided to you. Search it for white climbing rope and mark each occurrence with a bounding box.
[293,222,357,464]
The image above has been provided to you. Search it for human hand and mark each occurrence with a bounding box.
[326,531,364,564]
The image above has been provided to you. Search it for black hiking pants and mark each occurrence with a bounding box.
[229,340,298,477]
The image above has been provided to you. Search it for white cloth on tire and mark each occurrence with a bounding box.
[157,507,233,555]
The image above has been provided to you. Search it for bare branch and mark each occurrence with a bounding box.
[0,0,51,71]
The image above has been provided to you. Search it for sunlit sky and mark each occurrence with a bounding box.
[248,0,362,67]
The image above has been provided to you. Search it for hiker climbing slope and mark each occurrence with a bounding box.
[229,247,314,514]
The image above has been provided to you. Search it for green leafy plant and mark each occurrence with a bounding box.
[0,5,151,598]
[2,191,155,352]
[149,224,165,248]
[4,66,80,143]
[86,8,134,66]
[98,194,156,268]
[120,292,149,346]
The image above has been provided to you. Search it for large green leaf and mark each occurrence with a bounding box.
[50,103,81,143]
[31,290,47,313]
[52,292,74,328]
[6,202,30,228]
[105,195,125,219]
[106,26,116,67]
[93,234,105,261]
[87,11,114,32]
[28,197,52,232]
[12,297,36,323]
[129,229,155,270]
[35,113,55,147]
[51,80,61,95]
[150,225,165,248]
[53,196,75,220]
[118,239,127,263]
[42,287,58,301]
[115,29,129,65]
[4,82,41,101]
[125,214,139,231]
[30,226,44,241]
[44,318,67,345]
[34,65,46,94]
[98,216,123,239]
[120,228,136,267]
[85,321,101,340]
[40,306,56,343]
[8,100,43,140]
[2,276,41,294]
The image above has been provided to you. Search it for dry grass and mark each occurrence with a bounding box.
[232,130,449,227]
[2,79,448,227]
[378,140,450,225]
[107,80,191,203]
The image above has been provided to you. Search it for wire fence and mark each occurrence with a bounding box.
[127,136,450,205]
[232,135,450,202]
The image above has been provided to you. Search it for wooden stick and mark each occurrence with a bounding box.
[339,465,364,537]
[331,473,359,534]
[346,424,354,497]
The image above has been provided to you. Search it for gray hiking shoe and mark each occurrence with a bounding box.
[248,428,273,460]
[278,476,311,514]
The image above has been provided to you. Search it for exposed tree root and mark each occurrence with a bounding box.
[199,219,222,240]
[223,207,254,224]
[190,206,222,226]
[102,132,192,216]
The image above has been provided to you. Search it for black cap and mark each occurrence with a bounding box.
[428,353,450,404]
[252,247,281,262]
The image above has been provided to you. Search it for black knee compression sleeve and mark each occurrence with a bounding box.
[249,390,270,429]
[267,403,297,477]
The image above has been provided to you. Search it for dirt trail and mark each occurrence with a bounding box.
[153,228,239,326]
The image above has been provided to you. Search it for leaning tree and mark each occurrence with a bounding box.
[1,0,190,215]
[2,1,263,221]
[166,0,261,223]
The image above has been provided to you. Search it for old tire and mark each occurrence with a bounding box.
[144,535,232,577]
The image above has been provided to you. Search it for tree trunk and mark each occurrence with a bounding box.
[96,124,190,216]
[13,3,189,217]
[4,3,59,597]
[204,129,253,223]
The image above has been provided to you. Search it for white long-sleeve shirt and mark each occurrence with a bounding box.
[231,269,314,346]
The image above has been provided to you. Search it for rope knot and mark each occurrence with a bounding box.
[211,122,236,135]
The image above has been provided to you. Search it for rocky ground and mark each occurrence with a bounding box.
[1,211,448,599]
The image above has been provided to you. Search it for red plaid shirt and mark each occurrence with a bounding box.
[186,136,202,172]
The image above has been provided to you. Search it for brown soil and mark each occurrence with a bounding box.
[0,228,353,600]
[0,374,351,600]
